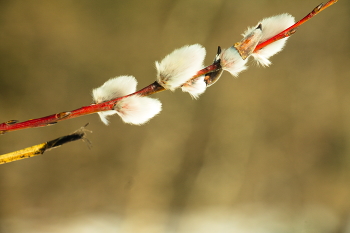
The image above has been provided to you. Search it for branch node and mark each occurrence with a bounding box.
[55,111,71,119]
[5,120,19,125]
[286,28,298,37]
[313,3,324,14]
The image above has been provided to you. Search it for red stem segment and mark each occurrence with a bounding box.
[254,0,337,52]
[0,101,113,134]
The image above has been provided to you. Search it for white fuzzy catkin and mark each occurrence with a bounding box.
[92,76,137,103]
[243,13,295,66]
[156,44,206,91]
[96,110,117,125]
[220,47,248,77]
[181,76,207,99]
[114,95,162,125]
[92,75,162,125]
[92,76,137,125]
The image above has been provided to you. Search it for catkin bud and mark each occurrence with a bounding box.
[155,44,206,91]
[219,47,248,77]
[181,76,207,99]
[114,95,162,125]
[243,14,295,66]
[92,76,162,125]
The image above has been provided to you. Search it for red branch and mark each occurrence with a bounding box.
[0,70,217,134]
[0,0,337,134]
[254,0,338,52]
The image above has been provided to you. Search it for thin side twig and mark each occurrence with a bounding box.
[0,124,90,164]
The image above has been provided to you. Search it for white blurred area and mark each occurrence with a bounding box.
[1,204,344,233]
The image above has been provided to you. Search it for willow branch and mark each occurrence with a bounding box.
[0,0,337,134]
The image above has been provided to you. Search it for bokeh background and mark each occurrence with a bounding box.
[0,0,349,232]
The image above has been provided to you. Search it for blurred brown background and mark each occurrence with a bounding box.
[0,0,349,232]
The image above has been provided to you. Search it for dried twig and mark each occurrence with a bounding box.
[0,124,90,165]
